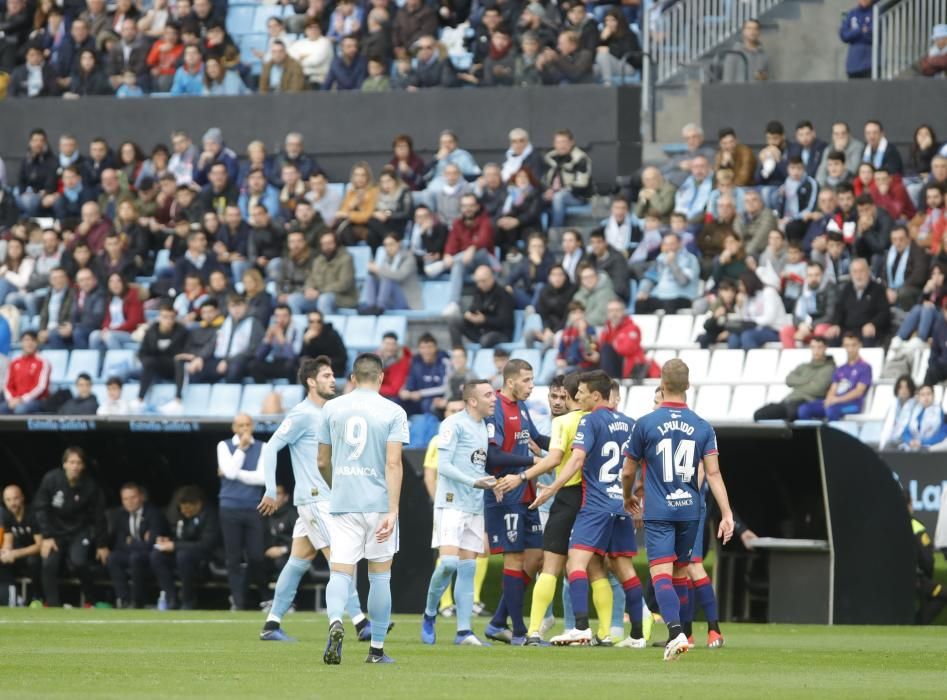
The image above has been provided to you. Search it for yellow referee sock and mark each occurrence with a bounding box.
[473,555,489,603]
[527,573,558,636]
[591,577,613,640]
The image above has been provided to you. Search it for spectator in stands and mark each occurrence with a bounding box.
[431,163,471,226]
[542,129,592,228]
[34,446,109,607]
[360,232,421,313]
[303,172,339,228]
[443,346,477,404]
[501,129,545,185]
[797,332,872,420]
[636,232,700,314]
[89,273,144,350]
[925,298,947,385]
[303,231,357,315]
[919,24,947,77]
[290,200,329,252]
[97,376,131,416]
[301,310,347,378]
[826,257,889,346]
[260,39,306,94]
[106,18,148,90]
[586,228,630,304]
[594,6,641,85]
[389,135,426,192]
[198,162,238,219]
[754,120,788,190]
[476,164,511,223]
[900,384,945,451]
[674,155,712,224]
[600,197,634,255]
[334,162,378,245]
[634,167,676,223]
[151,485,218,610]
[392,0,437,59]
[572,262,615,327]
[407,205,447,277]
[9,43,60,98]
[136,302,188,410]
[322,35,366,91]
[36,268,74,347]
[776,156,819,234]
[276,164,308,222]
[513,31,544,86]
[781,260,837,347]
[106,482,165,609]
[239,169,280,222]
[660,124,716,189]
[853,193,894,266]
[815,121,865,186]
[278,231,315,312]
[495,167,543,256]
[814,230,852,286]
[715,128,756,187]
[173,230,220,292]
[173,273,209,322]
[16,129,57,216]
[726,267,785,349]
[839,0,874,79]
[697,194,739,272]
[696,279,738,348]
[248,304,299,383]
[407,35,458,89]
[172,295,221,385]
[735,190,774,260]
[193,128,238,188]
[538,29,594,85]
[378,331,412,401]
[505,233,554,310]
[246,205,284,282]
[0,332,50,415]
[422,130,481,196]
[863,120,904,176]
[0,484,42,606]
[439,193,496,312]
[168,43,202,95]
[523,263,575,348]
[892,263,946,347]
[818,151,853,191]
[870,167,916,222]
[753,336,837,421]
[269,133,318,189]
[290,19,333,89]
[881,225,931,311]
[447,265,515,348]
[913,183,945,249]
[786,121,828,179]
[722,18,769,82]
[711,230,749,287]
[400,333,450,415]
[877,375,917,449]
[56,18,96,89]
[197,294,263,383]
[598,299,653,379]
[556,301,598,373]
[45,267,104,349]
[57,373,98,415]
[147,22,183,92]
[0,238,34,308]
[799,188,841,252]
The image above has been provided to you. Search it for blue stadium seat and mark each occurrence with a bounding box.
[182,384,212,415]
[291,314,308,339]
[511,348,541,370]
[325,315,348,335]
[345,316,376,350]
[65,349,100,382]
[99,349,137,381]
[41,349,69,384]
[537,347,559,385]
[275,384,303,408]
[327,183,346,201]
[253,5,284,32]
[238,33,267,75]
[91,383,109,407]
[207,384,243,417]
[348,246,372,282]
[146,383,177,407]
[410,280,452,317]
[121,382,141,406]
[472,349,495,378]
[373,315,407,346]
[239,384,273,415]
[226,5,256,36]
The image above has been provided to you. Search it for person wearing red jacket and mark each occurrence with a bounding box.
[597,299,659,379]
[1,332,51,414]
[440,193,499,315]
[869,167,916,222]
[378,332,412,400]
[89,273,145,350]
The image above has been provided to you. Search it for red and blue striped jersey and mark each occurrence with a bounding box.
[486,393,542,508]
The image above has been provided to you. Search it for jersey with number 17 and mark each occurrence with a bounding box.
[624,402,717,522]
[572,407,633,514]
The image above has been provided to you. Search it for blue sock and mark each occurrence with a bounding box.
[608,573,624,629]
[424,555,459,618]
[502,569,528,637]
[567,571,589,629]
[653,574,680,625]
[490,591,508,628]
[455,559,476,633]
[326,571,353,625]
[621,575,644,638]
[268,556,310,622]
[673,577,692,634]
[367,571,392,648]
[345,576,364,623]
[562,578,575,629]
[693,576,718,623]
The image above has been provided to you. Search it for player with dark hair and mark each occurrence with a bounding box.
[623,359,734,661]
[482,359,548,645]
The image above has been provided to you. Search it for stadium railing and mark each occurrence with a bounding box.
[871,0,947,80]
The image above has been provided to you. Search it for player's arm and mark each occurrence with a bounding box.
[437,443,496,490]
[376,440,403,543]
[496,447,563,495]
[317,442,333,488]
[486,444,537,476]
[257,426,290,515]
[529,448,583,510]
[423,467,437,501]
[703,452,734,544]
[622,456,642,516]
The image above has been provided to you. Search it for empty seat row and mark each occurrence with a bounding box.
[95,382,304,417]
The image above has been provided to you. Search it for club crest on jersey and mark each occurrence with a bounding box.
[665,488,693,508]
[470,448,487,467]
[487,423,496,439]
[52,491,65,509]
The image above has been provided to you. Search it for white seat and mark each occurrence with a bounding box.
[914,349,930,386]
[775,349,810,382]
[826,347,847,367]
[654,314,693,349]
[651,349,677,367]
[707,349,745,384]
[624,385,657,419]
[694,385,732,421]
[861,347,885,380]
[677,349,710,383]
[631,314,659,347]
[860,421,883,445]
[767,384,790,403]
[730,385,767,421]
[689,313,710,344]
[868,385,894,419]
[742,349,780,384]
[828,420,860,437]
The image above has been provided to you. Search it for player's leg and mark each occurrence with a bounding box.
[261,535,316,640]
[323,513,367,665]
[551,546,595,644]
[363,511,399,663]
[526,552,564,641]
[451,513,488,645]
[611,556,645,647]
[423,508,461,642]
[587,555,614,644]
[484,506,516,642]
[438,568,455,616]
[646,521,687,660]
[689,561,724,647]
[472,543,490,615]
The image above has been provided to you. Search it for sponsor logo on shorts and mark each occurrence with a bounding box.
[665,488,693,508]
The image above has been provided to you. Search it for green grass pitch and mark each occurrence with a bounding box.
[2,610,946,699]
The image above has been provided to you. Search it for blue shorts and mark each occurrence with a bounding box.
[569,509,637,558]
[645,519,700,566]
[691,506,708,562]
[486,504,543,554]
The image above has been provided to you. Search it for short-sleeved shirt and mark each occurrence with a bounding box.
[1,507,39,550]
[485,393,544,508]
[435,409,490,514]
[625,402,717,522]
[318,387,410,514]
[573,407,633,514]
[832,359,872,408]
[267,399,331,506]
[549,410,588,489]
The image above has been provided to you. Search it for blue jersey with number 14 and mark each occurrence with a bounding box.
[624,402,717,522]
[572,407,633,514]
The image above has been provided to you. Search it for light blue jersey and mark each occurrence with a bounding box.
[263,398,331,505]
[435,409,490,514]
[319,387,410,514]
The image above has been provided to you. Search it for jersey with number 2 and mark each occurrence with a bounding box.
[624,402,717,521]
[572,407,633,514]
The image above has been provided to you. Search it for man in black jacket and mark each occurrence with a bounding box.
[853,194,894,268]
[33,447,109,607]
[585,228,630,303]
[150,485,219,610]
[46,268,105,350]
[9,44,61,99]
[106,482,168,608]
[58,373,99,415]
[299,311,348,377]
[136,302,190,407]
[448,265,515,348]
[408,35,458,88]
[176,299,224,389]
[0,484,43,605]
[17,129,58,216]
[826,257,890,347]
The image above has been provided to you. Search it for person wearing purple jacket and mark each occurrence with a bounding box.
[796,332,872,420]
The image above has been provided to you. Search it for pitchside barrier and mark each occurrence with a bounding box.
[0,419,920,622]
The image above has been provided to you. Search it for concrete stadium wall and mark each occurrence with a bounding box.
[1,86,642,186]
[701,80,935,148]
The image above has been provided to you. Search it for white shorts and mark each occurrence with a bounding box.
[431,508,485,553]
[328,512,399,565]
[539,510,550,531]
[292,501,332,552]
